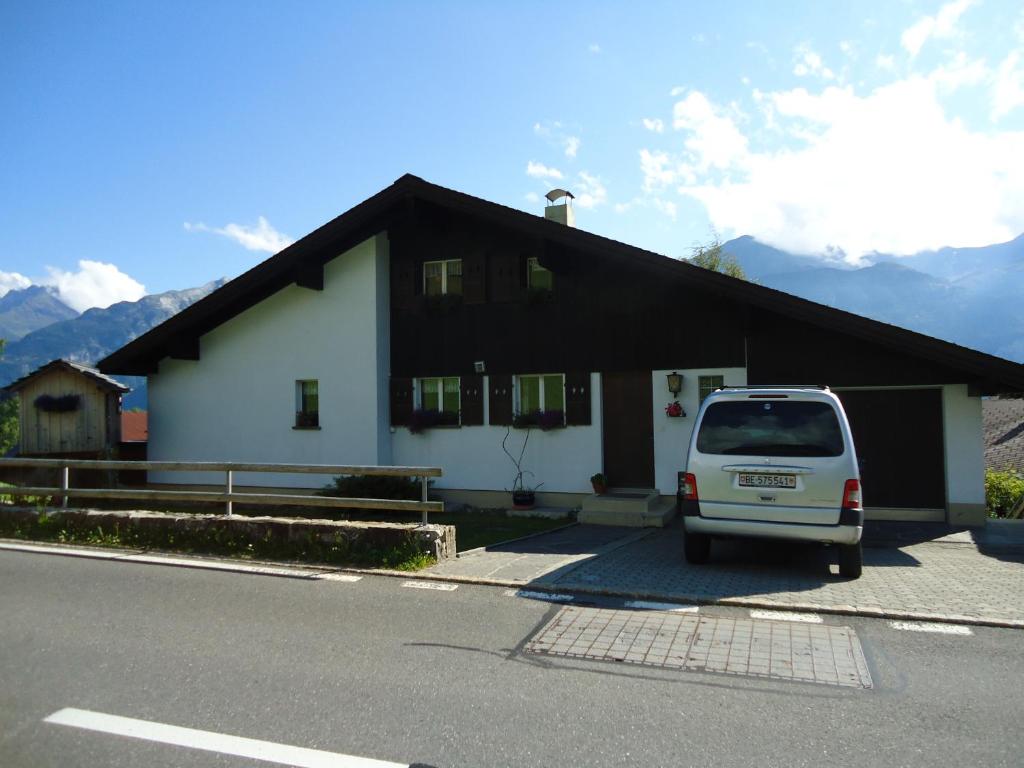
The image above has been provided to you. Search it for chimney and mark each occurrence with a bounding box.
[544,188,575,227]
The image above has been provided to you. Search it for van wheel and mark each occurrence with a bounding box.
[684,532,711,564]
[838,541,862,579]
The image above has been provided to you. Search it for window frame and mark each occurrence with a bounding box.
[294,379,320,429]
[415,376,461,425]
[526,256,553,292]
[698,374,725,404]
[514,372,566,428]
[422,258,463,297]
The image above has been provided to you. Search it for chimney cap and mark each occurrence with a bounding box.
[545,188,575,203]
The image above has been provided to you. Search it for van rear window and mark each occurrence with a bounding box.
[696,401,844,457]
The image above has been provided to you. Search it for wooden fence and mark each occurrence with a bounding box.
[0,458,444,524]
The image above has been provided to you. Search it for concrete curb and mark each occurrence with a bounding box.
[3,537,1021,630]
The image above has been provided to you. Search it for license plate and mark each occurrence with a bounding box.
[738,473,796,488]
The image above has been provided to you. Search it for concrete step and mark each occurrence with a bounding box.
[578,489,676,528]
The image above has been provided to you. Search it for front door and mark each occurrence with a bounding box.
[602,371,655,488]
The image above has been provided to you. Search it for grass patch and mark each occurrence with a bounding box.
[0,512,436,571]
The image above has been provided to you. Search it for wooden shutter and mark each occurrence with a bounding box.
[460,375,484,426]
[391,261,417,311]
[462,252,486,304]
[390,377,413,426]
[565,372,592,426]
[489,374,513,426]
[489,252,522,303]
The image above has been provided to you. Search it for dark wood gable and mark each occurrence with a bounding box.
[388,203,747,379]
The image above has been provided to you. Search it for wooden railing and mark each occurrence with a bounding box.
[0,458,444,525]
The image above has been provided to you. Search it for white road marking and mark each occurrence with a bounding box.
[316,573,363,582]
[43,707,407,768]
[504,589,574,603]
[0,542,321,578]
[624,600,699,613]
[889,621,973,635]
[749,609,824,624]
[401,580,458,591]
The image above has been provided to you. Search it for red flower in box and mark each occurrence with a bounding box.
[665,400,685,418]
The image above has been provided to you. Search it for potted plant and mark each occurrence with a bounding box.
[503,424,543,510]
[590,472,607,495]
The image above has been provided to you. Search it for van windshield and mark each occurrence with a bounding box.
[696,400,844,457]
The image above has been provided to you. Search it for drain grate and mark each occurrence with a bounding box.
[525,606,872,689]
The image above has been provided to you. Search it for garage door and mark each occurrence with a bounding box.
[835,389,945,511]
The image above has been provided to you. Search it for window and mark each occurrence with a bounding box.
[423,259,462,296]
[695,401,844,457]
[527,257,553,291]
[515,373,565,427]
[416,376,460,425]
[698,375,724,404]
[295,380,319,428]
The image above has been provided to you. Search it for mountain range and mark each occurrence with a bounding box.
[1,232,1022,410]
[0,279,225,408]
[722,234,1024,364]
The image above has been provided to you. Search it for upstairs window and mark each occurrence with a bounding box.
[698,374,725,404]
[527,257,553,292]
[295,379,319,428]
[416,376,460,425]
[423,259,463,296]
[515,373,565,428]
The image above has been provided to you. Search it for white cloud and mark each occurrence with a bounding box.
[672,90,749,172]
[992,51,1024,120]
[574,172,607,209]
[642,117,665,133]
[524,191,541,203]
[651,198,678,220]
[533,121,581,159]
[670,76,1024,260]
[0,271,31,299]
[525,161,564,180]
[640,149,676,192]
[876,53,896,71]
[901,0,975,57]
[588,43,601,54]
[793,45,835,80]
[184,216,293,253]
[42,260,146,312]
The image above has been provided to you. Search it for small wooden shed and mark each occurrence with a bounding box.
[5,359,130,456]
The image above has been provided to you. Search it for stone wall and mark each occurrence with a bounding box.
[0,507,456,562]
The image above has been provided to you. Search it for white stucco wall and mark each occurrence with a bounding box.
[652,367,747,495]
[148,235,391,488]
[942,383,986,511]
[392,373,603,493]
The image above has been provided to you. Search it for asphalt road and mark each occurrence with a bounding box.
[1,548,1022,768]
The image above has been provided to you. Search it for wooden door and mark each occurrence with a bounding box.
[601,371,655,488]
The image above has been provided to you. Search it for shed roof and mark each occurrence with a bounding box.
[5,358,130,394]
[97,174,1024,392]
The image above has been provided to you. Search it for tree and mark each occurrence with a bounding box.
[0,339,18,455]
[687,236,747,280]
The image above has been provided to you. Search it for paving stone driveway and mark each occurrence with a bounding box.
[426,521,1024,627]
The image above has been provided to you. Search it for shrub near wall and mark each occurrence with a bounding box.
[985,469,1024,518]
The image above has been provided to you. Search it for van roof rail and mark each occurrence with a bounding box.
[716,384,830,391]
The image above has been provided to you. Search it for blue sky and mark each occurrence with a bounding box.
[2,0,1023,310]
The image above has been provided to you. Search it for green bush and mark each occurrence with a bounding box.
[318,474,425,501]
[985,469,1024,518]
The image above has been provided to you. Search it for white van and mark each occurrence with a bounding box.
[680,386,864,578]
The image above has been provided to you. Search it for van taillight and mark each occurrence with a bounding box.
[681,473,699,501]
[842,479,862,510]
